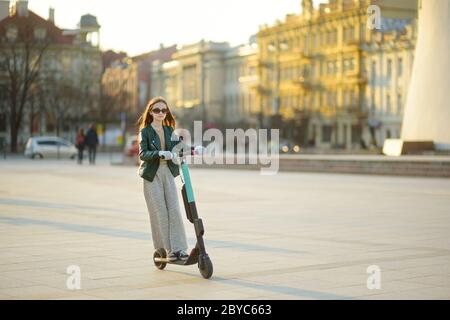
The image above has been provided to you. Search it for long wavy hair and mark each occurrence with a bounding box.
[136,97,176,133]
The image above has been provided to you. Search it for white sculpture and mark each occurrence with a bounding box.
[401,0,450,150]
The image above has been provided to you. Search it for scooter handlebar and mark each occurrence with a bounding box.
[159,148,195,160]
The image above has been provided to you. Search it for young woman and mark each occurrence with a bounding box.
[137,97,205,262]
[75,128,85,165]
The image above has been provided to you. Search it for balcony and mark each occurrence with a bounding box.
[257,60,272,69]
[255,85,271,95]
[293,76,312,90]
[299,51,313,62]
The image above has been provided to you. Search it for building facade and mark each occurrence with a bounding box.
[224,38,260,128]
[132,44,176,112]
[256,0,417,149]
[363,18,416,147]
[0,0,102,148]
[101,58,138,115]
[100,45,177,144]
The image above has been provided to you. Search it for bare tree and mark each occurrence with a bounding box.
[0,19,50,152]
[96,79,131,146]
[39,76,82,138]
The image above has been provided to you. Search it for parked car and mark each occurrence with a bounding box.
[279,139,301,154]
[124,135,139,157]
[24,136,77,159]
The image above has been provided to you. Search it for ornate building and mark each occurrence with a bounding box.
[101,58,138,115]
[363,18,416,147]
[132,45,176,112]
[223,37,259,128]
[151,40,230,130]
[0,0,102,148]
[101,45,176,129]
[256,0,417,149]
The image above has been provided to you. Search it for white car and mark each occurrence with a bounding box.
[24,136,77,159]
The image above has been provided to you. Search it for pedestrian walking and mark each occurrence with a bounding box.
[137,97,206,262]
[85,124,99,165]
[75,128,85,165]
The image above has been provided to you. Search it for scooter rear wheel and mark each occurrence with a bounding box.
[199,256,213,279]
[153,248,167,270]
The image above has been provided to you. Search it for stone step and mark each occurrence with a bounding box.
[189,158,450,178]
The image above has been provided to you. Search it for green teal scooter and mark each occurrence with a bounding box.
[152,149,213,279]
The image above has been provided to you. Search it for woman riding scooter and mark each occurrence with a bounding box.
[137,97,205,263]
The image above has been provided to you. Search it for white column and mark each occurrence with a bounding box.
[401,0,450,150]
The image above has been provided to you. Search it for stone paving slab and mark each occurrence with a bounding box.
[1,157,450,299]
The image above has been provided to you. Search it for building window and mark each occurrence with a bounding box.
[321,33,327,46]
[327,60,338,75]
[182,65,197,101]
[360,24,366,42]
[398,58,403,77]
[351,125,362,143]
[326,29,337,46]
[34,27,47,40]
[397,93,403,115]
[322,125,332,143]
[371,93,375,112]
[386,129,392,139]
[62,56,71,72]
[313,33,319,48]
[387,59,392,80]
[6,26,18,41]
[327,61,334,75]
[343,58,355,73]
[344,26,355,43]
[386,94,391,114]
[371,61,377,85]
[351,90,356,107]
[327,92,333,107]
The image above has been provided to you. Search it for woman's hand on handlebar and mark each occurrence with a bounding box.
[158,151,173,160]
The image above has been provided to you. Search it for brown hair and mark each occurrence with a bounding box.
[136,97,176,132]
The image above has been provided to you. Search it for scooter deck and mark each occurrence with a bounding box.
[154,248,199,266]
[153,258,197,266]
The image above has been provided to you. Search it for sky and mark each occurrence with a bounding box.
[27,0,326,57]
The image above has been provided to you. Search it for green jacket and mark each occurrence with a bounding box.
[138,125,191,182]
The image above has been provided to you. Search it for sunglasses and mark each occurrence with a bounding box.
[152,108,168,114]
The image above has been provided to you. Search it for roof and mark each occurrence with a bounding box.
[0,10,75,44]
[80,14,100,28]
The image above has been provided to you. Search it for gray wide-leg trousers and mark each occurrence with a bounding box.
[143,161,188,253]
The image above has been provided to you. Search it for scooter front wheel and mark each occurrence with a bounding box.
[153,248,167,270]
[199,256,213,279]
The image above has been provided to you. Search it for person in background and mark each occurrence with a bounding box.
[75,128,85,165]
[85,124,99,165]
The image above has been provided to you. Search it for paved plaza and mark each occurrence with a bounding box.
[1,155,450,299]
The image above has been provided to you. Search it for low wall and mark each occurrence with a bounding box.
[121,154,450,178]
[188,155,450,178]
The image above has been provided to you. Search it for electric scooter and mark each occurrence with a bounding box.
[152,149,213,279]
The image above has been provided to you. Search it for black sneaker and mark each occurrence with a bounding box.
[177,250,189,261]
[167,251,178,262]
